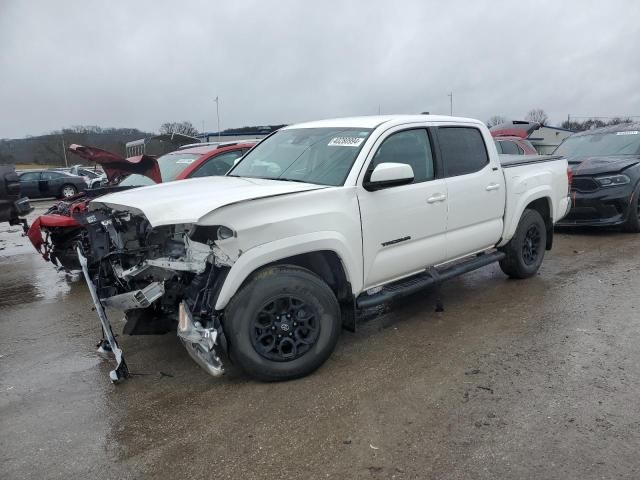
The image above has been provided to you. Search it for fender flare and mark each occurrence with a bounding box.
[214,231,361,310]
[498,186,554,247]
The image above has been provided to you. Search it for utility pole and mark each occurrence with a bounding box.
[61,135,68,167]
[448,92,453,116]
[214,96,221,140]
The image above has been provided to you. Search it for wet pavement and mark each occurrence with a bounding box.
[1,203,639,479]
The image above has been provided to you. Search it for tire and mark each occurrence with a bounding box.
[622,183,640,233]
[60,184,77,198]
[224,265,341,381]
[499,209,547,279]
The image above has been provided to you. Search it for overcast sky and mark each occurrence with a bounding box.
[1,0,639,138]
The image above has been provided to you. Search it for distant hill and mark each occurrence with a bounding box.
[0,124,289,167]
[0,127,152,167]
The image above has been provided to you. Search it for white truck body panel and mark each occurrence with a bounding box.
[93,176,327,227]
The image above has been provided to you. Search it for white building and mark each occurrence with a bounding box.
[527,126,573,154]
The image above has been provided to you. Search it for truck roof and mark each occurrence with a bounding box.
[285,115,484,130]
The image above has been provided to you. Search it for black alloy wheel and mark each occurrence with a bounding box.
[522,224,542,265]
[499,208,547,279]
[250,295,320,362]
[224,265,341,381]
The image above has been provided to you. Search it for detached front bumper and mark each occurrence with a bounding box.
[77,250,226,383]
[77,247,130,383]
[557,183,635,227]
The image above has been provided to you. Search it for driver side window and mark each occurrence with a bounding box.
[369,129,434,183]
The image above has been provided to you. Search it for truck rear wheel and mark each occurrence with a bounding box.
[499,208,547,279]
[224,265,341,381]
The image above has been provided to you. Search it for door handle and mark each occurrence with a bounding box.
[485,183,501,191]
[427,193,447,203]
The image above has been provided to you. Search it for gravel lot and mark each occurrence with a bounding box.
[1,200,639,479]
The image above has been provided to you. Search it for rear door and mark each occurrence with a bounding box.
[40,171,61,197]
[357,127,448,289]
[435,126,505,260]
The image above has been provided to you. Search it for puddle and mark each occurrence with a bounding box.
[0,253,72,307]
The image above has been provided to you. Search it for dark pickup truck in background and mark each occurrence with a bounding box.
[0,165,32,228]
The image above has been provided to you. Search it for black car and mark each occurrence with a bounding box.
[0,165,32,226]
[18,169,88,199]
[555,123,640,232]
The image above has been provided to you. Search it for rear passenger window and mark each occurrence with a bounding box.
[369,129,434,183]
[438,127,489,177]
[499,140,520,155]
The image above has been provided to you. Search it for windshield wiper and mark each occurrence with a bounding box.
[227,175,314,184]
[276,178,312,184]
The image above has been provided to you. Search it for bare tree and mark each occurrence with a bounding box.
[159,121,199,137]
[561,117,633,132]
[525,109,548,126]
[487,115,506,127]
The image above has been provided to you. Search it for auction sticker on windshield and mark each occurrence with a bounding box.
[328,136,365,147]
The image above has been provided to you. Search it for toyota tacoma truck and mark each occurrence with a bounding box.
[76,115,571,382]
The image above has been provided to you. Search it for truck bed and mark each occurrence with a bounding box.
[500,154,563,168]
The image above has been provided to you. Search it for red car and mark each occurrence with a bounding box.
[490,120,540,155]
[493,135,538,155]
[28,141,256,270]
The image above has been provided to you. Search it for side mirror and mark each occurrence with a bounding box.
[364,162,414,191]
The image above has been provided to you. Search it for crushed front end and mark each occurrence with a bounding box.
[78,207,231,382]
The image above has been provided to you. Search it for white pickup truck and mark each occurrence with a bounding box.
[77,115,571,382]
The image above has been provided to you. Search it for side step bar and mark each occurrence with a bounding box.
[356,251,505,309]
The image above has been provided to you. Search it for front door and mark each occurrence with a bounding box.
[358,128,448,289]
[19,172,41,198]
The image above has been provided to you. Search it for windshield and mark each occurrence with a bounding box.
[119,152,199,186]
[554,130,640,159]
[229,127,372,186]
[78,168,101,178]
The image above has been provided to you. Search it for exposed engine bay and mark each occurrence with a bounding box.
[77,207,232,382]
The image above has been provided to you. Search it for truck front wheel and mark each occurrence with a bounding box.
[224,265,341,381]
[499,208,547,279]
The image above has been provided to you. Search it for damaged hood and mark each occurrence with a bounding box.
[568,155,640,176]
[68,144,162,183]
[91,176,328,227]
